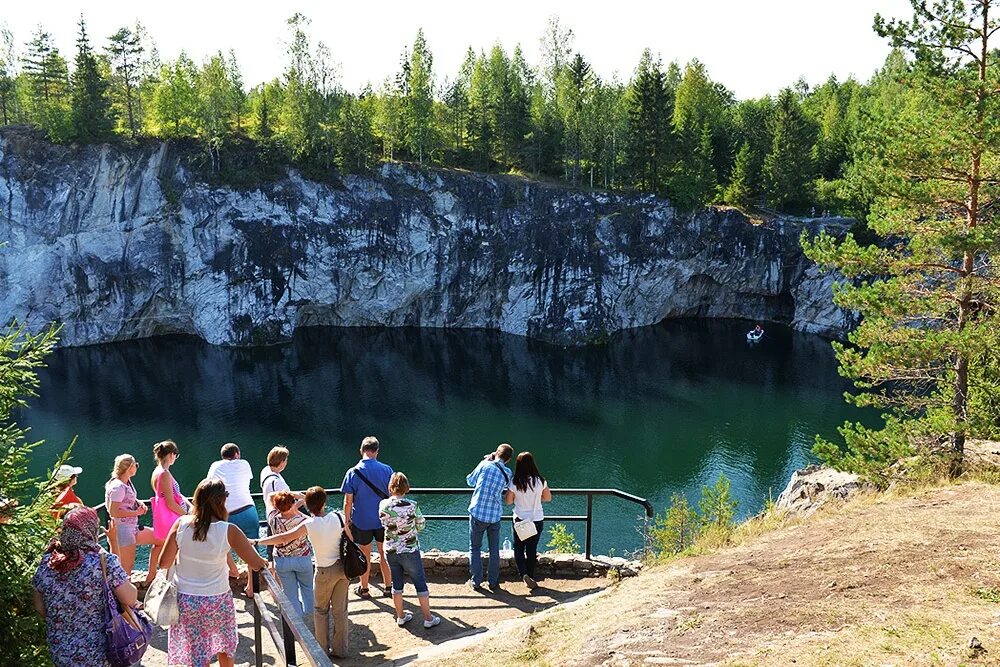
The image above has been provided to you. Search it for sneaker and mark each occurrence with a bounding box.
[488,583,501,593]
[353,586,371,599]
[522,574,537,589]
[466,578,483,591]
[382,586,393,598]
[423,615,441,628]
[396,610,413,627]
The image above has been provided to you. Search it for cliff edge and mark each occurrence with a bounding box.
[0,127,855,347]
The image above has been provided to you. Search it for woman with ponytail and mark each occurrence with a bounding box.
[105,453,161,583]
[33,506,139,666]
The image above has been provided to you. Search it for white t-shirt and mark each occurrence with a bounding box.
[174,517,231,596]
[259,468,290,515]
[509,478,548,522]
[207,459,254,512]
[305,511,345,568]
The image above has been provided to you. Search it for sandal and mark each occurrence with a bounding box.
[353,585,371,599]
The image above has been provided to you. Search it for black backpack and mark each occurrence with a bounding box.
[335,511,369,580]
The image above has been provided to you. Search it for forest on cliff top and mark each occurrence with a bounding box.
[1,14,901,218]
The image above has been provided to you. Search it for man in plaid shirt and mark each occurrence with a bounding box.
[466,443,514,591]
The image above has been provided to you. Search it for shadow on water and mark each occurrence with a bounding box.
[23,319,866,554]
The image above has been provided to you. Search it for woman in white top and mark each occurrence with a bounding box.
[158,478,267,667]
[256,486,352,659]
[505,451,552,590]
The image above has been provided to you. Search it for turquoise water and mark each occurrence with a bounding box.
[23,319,864,557]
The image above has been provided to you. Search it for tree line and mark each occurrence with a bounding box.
[0,14,903,214]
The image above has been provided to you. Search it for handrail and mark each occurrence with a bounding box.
[96,486,653,560]
[251,568,334,667]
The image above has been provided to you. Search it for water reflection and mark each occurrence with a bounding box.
[25,319,859,553]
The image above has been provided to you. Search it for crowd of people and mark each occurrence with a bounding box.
[32,436,552,666]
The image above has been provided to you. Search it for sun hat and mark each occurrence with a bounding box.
[54,464,83,481]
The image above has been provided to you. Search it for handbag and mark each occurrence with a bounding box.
[143,565,179,627]
[102,553,154,667]
[513,516,538,541]
[336,511,369,580]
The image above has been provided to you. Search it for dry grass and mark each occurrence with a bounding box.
[419,480,1000,667]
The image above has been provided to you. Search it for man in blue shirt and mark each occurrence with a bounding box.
[466,443,513,591]
[341,436,394,598]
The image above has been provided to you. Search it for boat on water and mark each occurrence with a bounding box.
[746,327,764,343]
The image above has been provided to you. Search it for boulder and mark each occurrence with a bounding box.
[775,465,872,517]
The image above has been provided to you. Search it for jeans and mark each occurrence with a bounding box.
[513,520,544,578]
[387,550,429,596]
[275,555,314,618]
[469,517,501,587]
[313,560,349,658]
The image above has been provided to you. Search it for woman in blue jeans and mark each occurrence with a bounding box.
[265,491,314,617]
[378,472,441,628]
[505,451,552,590]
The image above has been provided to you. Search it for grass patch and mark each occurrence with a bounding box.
[971,586,1000,603]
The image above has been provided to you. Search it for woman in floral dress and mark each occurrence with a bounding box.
[158,477,267,667]
[32,506,139,667]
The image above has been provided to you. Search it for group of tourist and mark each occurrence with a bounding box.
[32,436,552,666]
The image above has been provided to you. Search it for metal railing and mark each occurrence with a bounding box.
[251,568,334,667]
[250,486,654,560]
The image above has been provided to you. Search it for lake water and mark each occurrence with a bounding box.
[23,319,863,557]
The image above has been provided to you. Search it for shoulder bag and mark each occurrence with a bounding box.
[143,564,179,627]
[353,466,389,500]
[335,510,369,579]
[102,553,154,667]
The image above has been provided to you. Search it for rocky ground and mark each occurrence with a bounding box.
[418,481,1000,666]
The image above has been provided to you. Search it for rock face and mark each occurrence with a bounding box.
[0,127,856,347]
[775,465,872,517]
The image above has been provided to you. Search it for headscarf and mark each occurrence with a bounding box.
[46,506,100,573]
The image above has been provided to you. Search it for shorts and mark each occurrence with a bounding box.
[116,521,142,548]
[350,524,385,545]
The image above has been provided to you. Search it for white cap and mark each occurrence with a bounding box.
[54,465,83,481]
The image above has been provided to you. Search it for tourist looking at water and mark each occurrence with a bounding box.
[50,464,84,519]
[207,442,259,596]
[505,451,551,590]
[151,441,188,580]
[264,490,314,618]
[255,486,352,659]
[378,472,442,628]
[340,435,394,599]
[260,445,304,515]
[466,443,514,591]
[106,453,160,584]
[159,477,268,667]
[33,506,139,667]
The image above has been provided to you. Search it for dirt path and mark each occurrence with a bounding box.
[138,572,606,666]
[417,482,1000,666]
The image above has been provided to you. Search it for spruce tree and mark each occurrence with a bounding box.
[70,16,114,143]
[106,27,143,138]
[724,141,754,206]
[763,88,815,212]
[625,50,670,192]
[404,29,434,164]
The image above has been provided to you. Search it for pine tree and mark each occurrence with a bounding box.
[763,88,815,212]
[70,16,114,142]
[804,0,1000,480]
[106,27,143,138]
[21,27,72,141]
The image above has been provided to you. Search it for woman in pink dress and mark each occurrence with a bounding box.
[151,440,189,551]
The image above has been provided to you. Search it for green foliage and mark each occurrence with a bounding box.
[21,27,71,142]
[151,54,198,137]
[648,493,699,555]
[70,17,114,143]
[105,26,143,138]
[404,29,435,164]
[0,323,63,666]
[625,49,671,193]
[764,88,815,212]
[804,0,1000,482]
[698,473,737,529]
[546,523,580,553]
